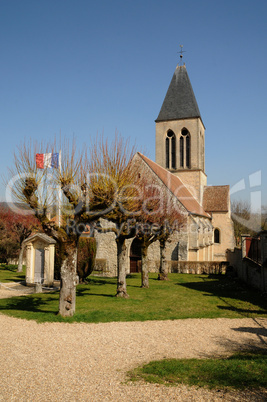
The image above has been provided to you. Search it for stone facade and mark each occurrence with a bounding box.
[211,211,235,260]
[155,118,206,203]
[94,220,190,277]
[90,62,235,277]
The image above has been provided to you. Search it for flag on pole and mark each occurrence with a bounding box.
[36,153,59,169]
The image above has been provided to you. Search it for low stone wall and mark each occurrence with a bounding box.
[226,247,242,271]
[170,261,228,275]
[242,258,266,291]
[227,248,267,292]
[92,259,228,277]
[7,258,26,265]
[92,258,111,277]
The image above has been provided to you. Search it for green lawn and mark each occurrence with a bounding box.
[0,269,266,323]
[127,350,267,390]
[0,264,26,283]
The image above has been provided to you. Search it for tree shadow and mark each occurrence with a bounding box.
[0,264,26,282]
[0,295,57,314]
[217,305,267,316]
[9,275,25,283]
[76,287,114,298]
[231,317,267,347]
[86,278,116,286]
[178,275,267,316]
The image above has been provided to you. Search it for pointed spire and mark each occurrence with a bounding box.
[156,64,201,122]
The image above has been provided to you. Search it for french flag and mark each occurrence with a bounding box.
[36,153,59,169]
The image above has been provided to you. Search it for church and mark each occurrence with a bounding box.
[93,61,235,276]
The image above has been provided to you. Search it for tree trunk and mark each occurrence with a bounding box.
[58,246,78,317]
[116,237,129,298]
[17,245,24,272]
[158,239,168,280]
[141,245,149,288]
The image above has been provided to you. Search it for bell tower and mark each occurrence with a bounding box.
[155,61,207,204]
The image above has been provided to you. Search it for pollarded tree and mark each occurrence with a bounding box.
[133,181,186,286]
[6,138,106,317]
[88,136,138,298]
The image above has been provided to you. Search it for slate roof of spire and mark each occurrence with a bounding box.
[156,65,202,122]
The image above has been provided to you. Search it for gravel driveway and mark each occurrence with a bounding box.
[0,311,267,401]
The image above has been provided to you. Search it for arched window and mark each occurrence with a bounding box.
[165,131,176,169]
[171,135,176,169]
[214,228,220,244]
[166,137,170,169]
[180,136,184,167]
[186,135,190,168]
[180,128,190,168]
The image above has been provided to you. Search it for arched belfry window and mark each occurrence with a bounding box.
[186,135,190,168]
[180,128,191,168]
[166,137,170,169]
[165,130,176,169]
[180,136,184,167]
[214,228,220,244]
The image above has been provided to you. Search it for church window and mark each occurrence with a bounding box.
[180,136,184,167]
[166,137,170,169]
[171,135,176,169]
[214,228,220,244]
[186,135,190,168]
[180,128,190,168]
[166,130,176,169]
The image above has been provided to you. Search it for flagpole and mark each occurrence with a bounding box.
[58,150,62,227]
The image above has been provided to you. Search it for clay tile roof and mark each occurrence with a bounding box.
[203,185,230,213]
[156,65,202,123]
[137,153,210,218]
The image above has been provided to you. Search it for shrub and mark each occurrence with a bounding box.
[77,237,97,282]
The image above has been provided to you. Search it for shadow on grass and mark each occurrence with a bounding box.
[178,275,267,316]
[0,295,57,315]
[9,275,25,283]
[76,287,114,298]
[86,278,116,286]
[217,305,267,316]
[0,271,25,282]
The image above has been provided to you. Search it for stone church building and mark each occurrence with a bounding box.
[93,63,235,276]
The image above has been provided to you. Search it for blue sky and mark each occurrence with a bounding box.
[1,0,267,208]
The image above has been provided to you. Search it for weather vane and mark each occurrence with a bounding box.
[178,45,186,65]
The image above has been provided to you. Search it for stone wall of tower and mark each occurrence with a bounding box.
[155,117,206,203]
[176,170,207,205]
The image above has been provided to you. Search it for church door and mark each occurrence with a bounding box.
[130,238,142,273]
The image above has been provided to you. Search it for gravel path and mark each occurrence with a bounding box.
[0,312,267,401]
[0,282,59,299]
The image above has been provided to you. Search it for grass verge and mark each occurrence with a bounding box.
[0,264,25,283]
[0,271,266,323]
[127,350,267,390]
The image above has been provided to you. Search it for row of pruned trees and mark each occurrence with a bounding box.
[6,136,185,317]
